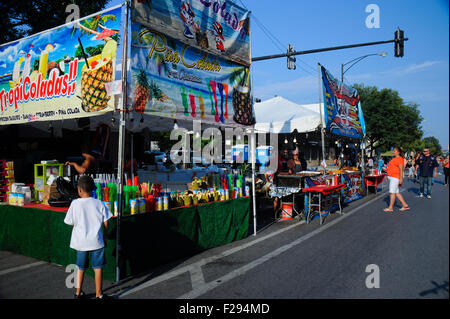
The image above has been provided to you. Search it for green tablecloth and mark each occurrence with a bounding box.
[0,197,250,281]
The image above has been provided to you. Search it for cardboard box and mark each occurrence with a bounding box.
[42,184,60,203]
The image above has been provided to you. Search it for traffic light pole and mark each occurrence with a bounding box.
[252,37,408,62]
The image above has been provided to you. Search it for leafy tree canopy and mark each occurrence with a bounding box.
[353,83,423,155]
[0,0,109,44]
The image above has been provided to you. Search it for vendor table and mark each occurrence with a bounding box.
[302,184,345,225]
[0,197,250,281]
[270,174,304,221]
[364,174,386,194]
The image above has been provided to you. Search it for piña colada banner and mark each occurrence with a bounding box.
[0,5,123,125]
[130,23,254,127]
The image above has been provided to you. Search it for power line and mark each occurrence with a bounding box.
[237,0,316,76]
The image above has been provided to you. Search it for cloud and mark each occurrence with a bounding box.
[347,60,443,81]
[393,61,442,76]
[0,62,6,68]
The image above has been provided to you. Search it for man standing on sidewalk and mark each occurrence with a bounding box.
[415,148,439,199]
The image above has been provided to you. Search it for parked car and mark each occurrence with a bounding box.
[143,151,167,165]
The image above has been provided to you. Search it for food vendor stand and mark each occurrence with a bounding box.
[302,183,345,224]
[364,172,386,194]
[0,197,250,281]
[270,174,304,220]
[0,0,257,282]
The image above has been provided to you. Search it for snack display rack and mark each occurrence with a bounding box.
[0,160,14,203]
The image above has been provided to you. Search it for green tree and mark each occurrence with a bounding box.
[408,136,442,156]
[423,136,442,156]
[353,84,423,156]
[408,139,426,153]
[0,0,109,44]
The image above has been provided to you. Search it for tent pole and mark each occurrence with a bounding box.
[251,129,257,236]
[116,0,129,283]
[248,13,257,236]
[317,63,326,172]
[131,132,134,181]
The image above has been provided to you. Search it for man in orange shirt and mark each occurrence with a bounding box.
[384,146,409,212]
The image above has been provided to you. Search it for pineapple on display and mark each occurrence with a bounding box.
[133,70,151,113]
[81,55,114,112]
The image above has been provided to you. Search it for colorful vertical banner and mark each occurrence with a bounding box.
[131,0,251,66]
[0,6,123,125]
[341,173,364,203]
[129,23,255,126]
[357,101,366,137]
[320,65,365,139]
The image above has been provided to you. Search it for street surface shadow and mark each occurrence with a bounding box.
[418,280,449,297]
[382,196,406,209]
[407,187,420,195]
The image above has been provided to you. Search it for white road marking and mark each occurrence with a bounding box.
[178,190,390,299]
[117,220,306,297]
[118,190,389,298]
[0,261,46,276]
[189,266,205,290]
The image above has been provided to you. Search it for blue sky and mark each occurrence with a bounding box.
[115,0,449,148]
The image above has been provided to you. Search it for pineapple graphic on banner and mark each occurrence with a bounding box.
[0,5,123,125]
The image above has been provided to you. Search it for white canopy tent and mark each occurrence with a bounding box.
[254,96,323,134]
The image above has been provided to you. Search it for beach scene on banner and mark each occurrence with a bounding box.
[129,22,254,127]
[0,6,122,125]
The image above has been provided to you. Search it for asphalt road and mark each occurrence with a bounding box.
[0,176,448,299]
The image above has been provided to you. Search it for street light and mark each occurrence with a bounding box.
[341,52,387,83]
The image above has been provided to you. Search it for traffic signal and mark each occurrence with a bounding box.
[394,28,404,57]
[287,44,296,70]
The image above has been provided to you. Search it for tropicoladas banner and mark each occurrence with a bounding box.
[131,0,251,66]
[0,5,123,125]
[321,65,365,139]
[130,23,255,126]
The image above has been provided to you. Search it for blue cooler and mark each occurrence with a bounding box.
[232,144,249,162]
[256,146,273,165]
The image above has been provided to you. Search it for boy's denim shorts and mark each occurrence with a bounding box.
[76,247,106,270]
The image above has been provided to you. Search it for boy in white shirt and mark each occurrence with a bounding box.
[64,175,112,299]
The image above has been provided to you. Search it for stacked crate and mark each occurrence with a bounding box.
[0,160,15,202]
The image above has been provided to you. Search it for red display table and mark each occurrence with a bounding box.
[302,184,345,225]
[23,203,68,213]
[364,174,386,194]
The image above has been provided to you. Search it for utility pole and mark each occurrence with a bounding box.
[252,31,408,62]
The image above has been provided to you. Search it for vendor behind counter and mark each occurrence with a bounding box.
[287,150,307,175]
[65,143,113,178]
[275,150,307,187]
